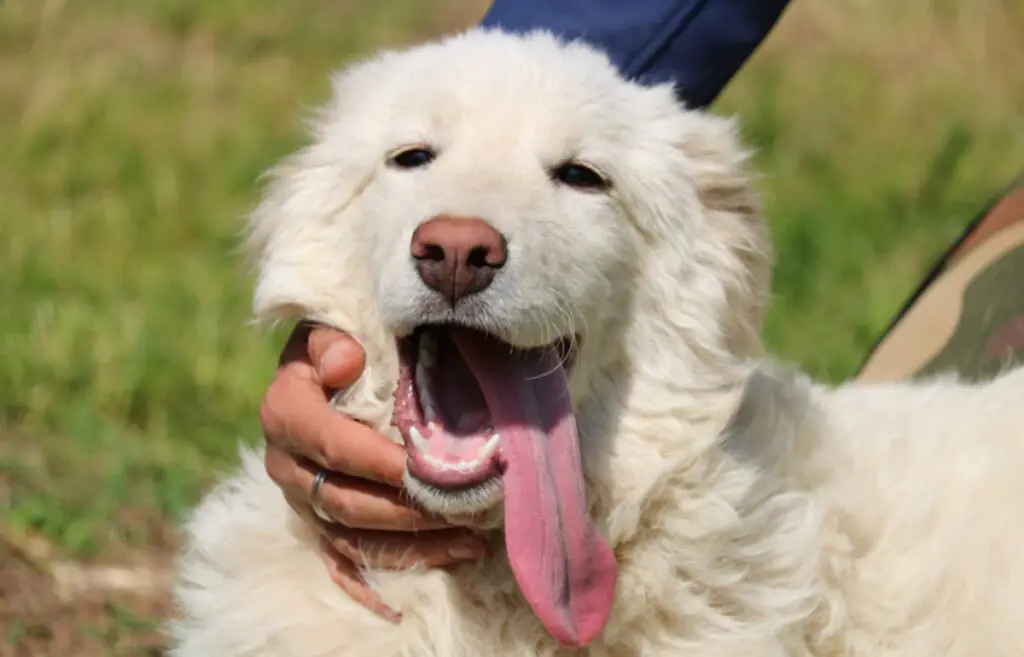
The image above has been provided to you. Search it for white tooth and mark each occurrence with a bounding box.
[458,457,484,472]
[415,361,438,421]
[418,434,501,474]
[419,332,437,367]
[409,425,430,453]
[414,332,439,421]
[478,434,501,461]
[414,360,428,396]
[424,454,484,473]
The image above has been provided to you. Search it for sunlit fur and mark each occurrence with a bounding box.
[169,28,1024,657]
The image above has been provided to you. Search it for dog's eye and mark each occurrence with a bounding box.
[388,147,436,170]
[552,161,609,192]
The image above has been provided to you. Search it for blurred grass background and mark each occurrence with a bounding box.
[0,0,1020,636]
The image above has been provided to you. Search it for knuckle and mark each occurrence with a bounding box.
[283,495,312,520]
[263,448,291,488]
[313,436,336,471]
[258,376,289,439]
[315,426,350,473]
[258,400,277,439]
[325,491,356,528]
[263,443,281,478]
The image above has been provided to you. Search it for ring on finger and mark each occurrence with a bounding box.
[310,468,334,523]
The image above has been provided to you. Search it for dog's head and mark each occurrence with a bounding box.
[247,28,769,648]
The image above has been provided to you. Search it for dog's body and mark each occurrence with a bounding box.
[170,29,1024,657]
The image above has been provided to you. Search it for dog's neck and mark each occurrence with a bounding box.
[571,227,794,545]
[569,268,834,648]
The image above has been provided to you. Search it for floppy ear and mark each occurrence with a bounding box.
[680,111,772,359]
[620,86,772,366]
[245,148,376,332]
[243,80,400,432]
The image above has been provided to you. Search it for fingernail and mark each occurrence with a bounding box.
[448,544,483,560]
[318,343,346,380]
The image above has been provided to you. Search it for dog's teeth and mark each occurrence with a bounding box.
[423,453,484,473]
[409,425,431,453]
[419,435,501,474]
[419,331,437,368]
[479,434,501,461]
[415,359,438,421]
[415,332,438,420]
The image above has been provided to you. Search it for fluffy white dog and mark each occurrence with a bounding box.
[169,28,1024,657]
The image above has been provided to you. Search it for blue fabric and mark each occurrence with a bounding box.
[480,0,791,109]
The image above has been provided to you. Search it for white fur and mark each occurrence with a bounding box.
[169,29,1024,657]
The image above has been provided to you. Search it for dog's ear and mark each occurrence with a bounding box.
[681,111,772,357]
[243,58,391,335]
[244,143,402,433]
[242,62,401,431]
[622,89,771,362]
[244,148,372,330]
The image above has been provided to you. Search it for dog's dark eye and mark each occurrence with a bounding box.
[552,161,609,191]
[388,147,436,170]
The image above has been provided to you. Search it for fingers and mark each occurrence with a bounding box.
[308,327,366,389]
[260,362,407,487]
[286,491,484,571]
[277,322,365,389]
[318,537,402,623]
[268,445,453,532]
[262,321,485,617]
[318,523,487,571]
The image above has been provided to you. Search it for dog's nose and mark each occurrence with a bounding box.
[410,216,507,305]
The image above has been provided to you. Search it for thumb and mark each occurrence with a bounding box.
[309,327,367,390]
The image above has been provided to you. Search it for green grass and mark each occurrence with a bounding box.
[1,0,1021,563]
[718,2,1023,374]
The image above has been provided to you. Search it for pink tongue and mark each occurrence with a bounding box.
[450,329,617,648]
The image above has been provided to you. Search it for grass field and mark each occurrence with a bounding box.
[1,0,1021,653]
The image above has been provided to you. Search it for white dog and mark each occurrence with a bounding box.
[169,28,1024,657]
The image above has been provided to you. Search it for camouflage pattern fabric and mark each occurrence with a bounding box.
[858,178,1024,383]
[916,241,1024,381]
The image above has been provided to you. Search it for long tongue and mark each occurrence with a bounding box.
[450,329,617,648]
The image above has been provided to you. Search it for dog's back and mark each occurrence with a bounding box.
[806,367,1024,656]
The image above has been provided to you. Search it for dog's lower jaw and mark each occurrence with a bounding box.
[401,467,505,523]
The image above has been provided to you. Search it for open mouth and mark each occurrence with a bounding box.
[390,323,618,649]
[393,325,576,496]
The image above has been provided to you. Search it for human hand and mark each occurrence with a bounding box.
[260,322,488,621]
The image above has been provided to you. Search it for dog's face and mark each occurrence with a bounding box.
[248,29,768,647]
[356,56,634,351]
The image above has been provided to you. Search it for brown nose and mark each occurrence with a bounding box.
[410,216,508,305]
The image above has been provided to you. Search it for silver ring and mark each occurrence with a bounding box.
[310,469,334,523]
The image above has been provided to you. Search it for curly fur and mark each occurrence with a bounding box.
[169,28,1024,657]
